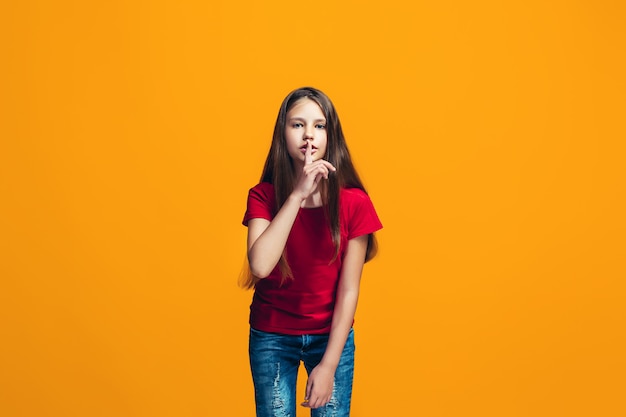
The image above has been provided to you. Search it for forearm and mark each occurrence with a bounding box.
[301,235,369,410]
[319,234,368,369]
[320,287,360,370]
[247,193,304,278]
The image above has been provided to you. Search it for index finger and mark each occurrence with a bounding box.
[305,141,313,165]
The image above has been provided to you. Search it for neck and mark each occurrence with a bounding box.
[301,189,323,208]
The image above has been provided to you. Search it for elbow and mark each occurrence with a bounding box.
[248,241,282,278]
[248,254,272,279]
[249,266,271,279]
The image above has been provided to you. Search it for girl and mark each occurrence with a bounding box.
[242,87,382,417]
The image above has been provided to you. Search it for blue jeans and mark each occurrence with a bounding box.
[249,327,355,417]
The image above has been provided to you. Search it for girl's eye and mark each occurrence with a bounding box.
[292,123,303,128]
[315,124,326,129]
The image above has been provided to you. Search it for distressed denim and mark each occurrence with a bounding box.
[249,327,355,417]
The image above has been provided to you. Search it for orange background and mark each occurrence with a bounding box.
[1,1,625,416]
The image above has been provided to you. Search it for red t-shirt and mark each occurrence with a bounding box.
[242,182,383,335]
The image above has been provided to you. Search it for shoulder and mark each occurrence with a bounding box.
[250,181,274,193]
[340,187,372,204]
[340,187,383,237]
[248,182,274,200]
[243,182,275,225]
[340,187,377,216]
[246,182,276,211]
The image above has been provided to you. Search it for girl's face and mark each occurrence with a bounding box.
[285,98,328,166]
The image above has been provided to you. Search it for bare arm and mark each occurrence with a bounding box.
[247,142,336,278]
[246,194,302,278]
[303,234,368,409]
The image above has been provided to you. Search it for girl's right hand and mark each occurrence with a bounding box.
[292,141,336,202]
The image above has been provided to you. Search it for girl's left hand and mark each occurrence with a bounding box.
[301,363,335,409]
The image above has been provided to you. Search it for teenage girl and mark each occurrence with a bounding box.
[242,87,382,417]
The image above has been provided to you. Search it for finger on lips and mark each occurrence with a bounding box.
[305,141,313,164]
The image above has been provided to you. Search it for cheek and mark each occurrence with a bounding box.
[321,135,329,150]
[285,131,298,146]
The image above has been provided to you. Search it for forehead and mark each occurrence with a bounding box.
[287,98,325,119]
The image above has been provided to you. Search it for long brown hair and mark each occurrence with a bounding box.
[241,87,378,289]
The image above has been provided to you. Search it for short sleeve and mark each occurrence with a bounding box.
[242,182,275,226]
[343,188,383,240]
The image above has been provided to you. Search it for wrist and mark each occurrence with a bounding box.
[318,357,339,371]
[288,191,307,204]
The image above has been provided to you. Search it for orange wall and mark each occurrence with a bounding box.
[1,1,625,416]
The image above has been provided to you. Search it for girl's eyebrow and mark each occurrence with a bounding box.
[288,117,327,122]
